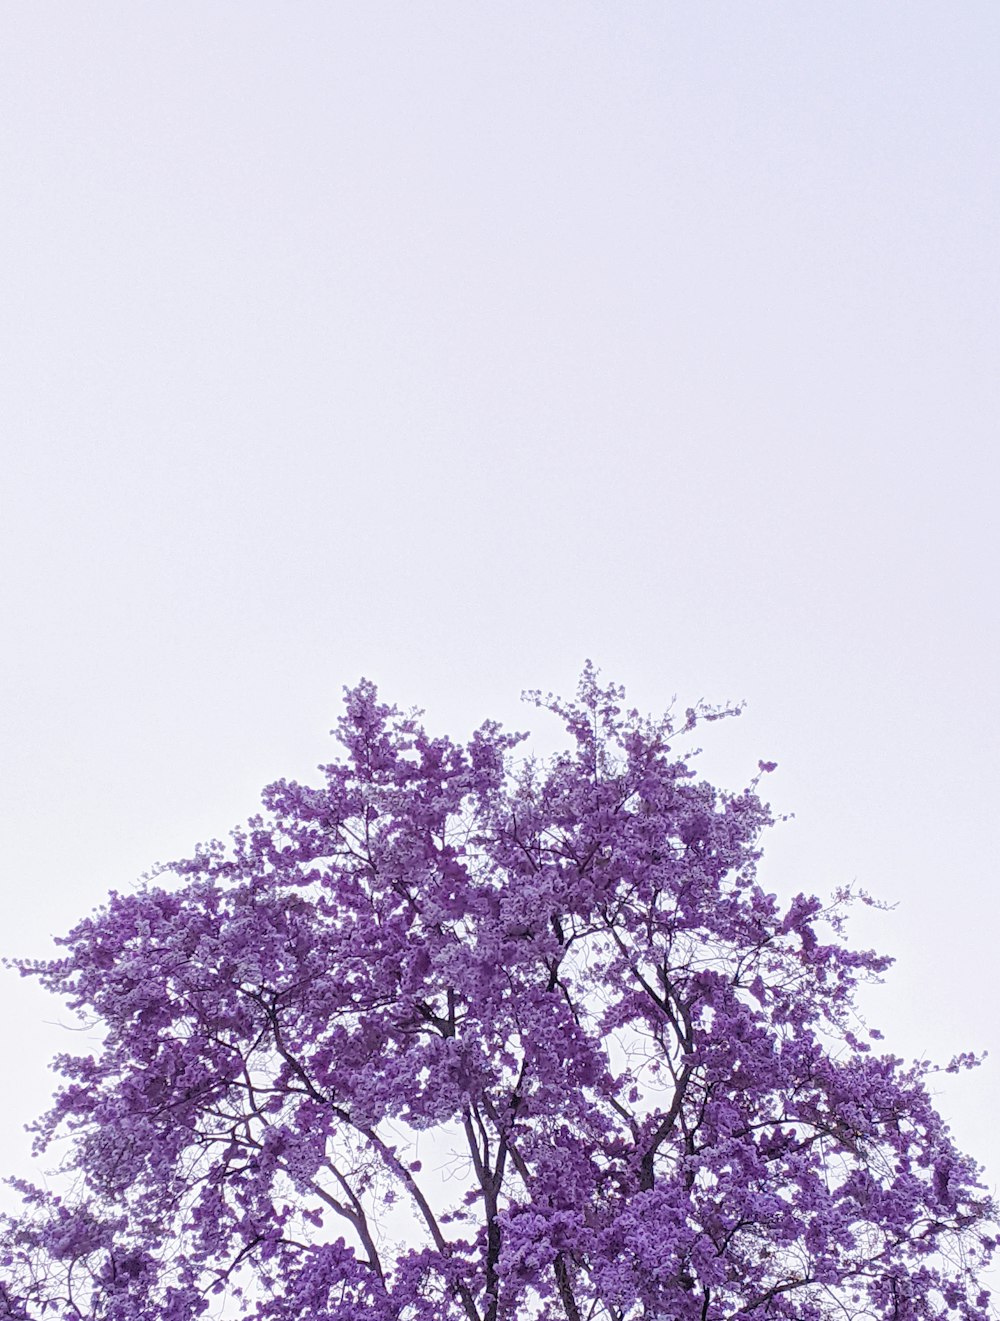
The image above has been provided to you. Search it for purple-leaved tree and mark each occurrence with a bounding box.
[1,666,994,1320]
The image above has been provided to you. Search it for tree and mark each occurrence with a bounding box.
[1,667,994,1321]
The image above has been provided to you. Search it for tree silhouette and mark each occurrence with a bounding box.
[2,667,994,1320]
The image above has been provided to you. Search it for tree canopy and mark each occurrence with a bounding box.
[2,668,994,1320]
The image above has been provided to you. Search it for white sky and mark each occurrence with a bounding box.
[1,1,998,1227]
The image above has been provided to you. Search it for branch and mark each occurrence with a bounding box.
[639,1058,694,1191]
[359,1125,481,1321]
[320,1162,386,1284]
[554,1253,583,1321]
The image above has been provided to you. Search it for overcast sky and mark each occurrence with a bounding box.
[1,2,998,1221]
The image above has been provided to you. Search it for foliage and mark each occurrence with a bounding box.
[1,667,994,1320]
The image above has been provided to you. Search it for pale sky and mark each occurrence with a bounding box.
[1,2,998,1222]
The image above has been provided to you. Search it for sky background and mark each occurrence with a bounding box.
[1,0,998,1232]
